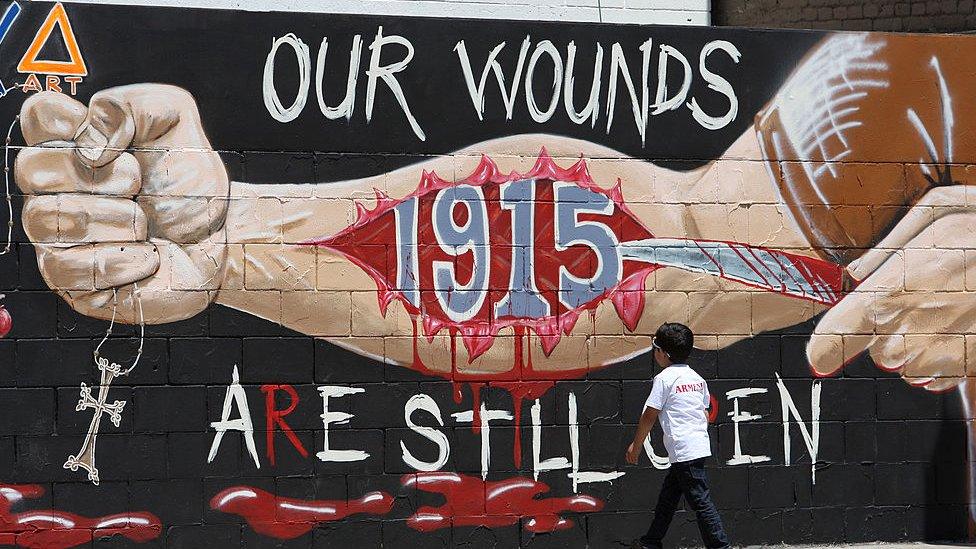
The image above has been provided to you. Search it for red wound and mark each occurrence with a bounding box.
[307,149,847,385]
[308,150,657,377]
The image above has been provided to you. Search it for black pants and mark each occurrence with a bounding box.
[640,457,729,549]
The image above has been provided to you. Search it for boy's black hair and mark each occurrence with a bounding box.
[655,323,694,363]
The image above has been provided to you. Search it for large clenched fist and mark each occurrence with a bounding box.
[15,85,229,323]
[808,186,976,392]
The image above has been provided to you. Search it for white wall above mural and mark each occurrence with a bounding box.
[61,0,710,25]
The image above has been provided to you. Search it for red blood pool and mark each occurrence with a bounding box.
[0,484,161,548]
[210,486,394,539]
[403,472,603,533]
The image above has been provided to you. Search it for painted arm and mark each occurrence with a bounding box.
[16,84,823,379]
[14,83,976,390]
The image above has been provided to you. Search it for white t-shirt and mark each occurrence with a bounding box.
[644,364,712,463]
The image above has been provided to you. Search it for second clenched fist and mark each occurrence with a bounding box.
[15,84,229,323]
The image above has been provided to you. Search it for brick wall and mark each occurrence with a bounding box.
[713,0,976,32]
[2,2,976,548]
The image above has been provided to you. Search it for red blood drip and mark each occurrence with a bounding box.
[0,303,11,338]
[494,381,555,467]
[513,326,525,376]
[470,383,484,434]
[448,329,461,386]
[449,330,464,403]
[0,484,160,548]
[450,329,458,377]
[210,486,394,540]
[403,472,602,533]
[610,268,655,332]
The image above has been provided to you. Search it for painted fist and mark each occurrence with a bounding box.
[15,85,229,323]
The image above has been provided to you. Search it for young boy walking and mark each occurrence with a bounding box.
[625,323,730,549]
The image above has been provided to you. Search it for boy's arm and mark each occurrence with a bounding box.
[631,407,661,448]
[626,406,660,464]
[704,385,712,419]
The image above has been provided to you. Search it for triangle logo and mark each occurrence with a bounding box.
[17,3,87,76]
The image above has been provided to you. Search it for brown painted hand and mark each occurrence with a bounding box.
[808,186,976,392]
[15,85,229,323]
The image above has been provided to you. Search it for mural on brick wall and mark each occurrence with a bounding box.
[0,1,974,547]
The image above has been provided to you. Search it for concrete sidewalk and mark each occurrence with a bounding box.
[744,543,973,549]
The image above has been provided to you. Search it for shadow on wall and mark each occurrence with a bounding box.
[925,403,969,542]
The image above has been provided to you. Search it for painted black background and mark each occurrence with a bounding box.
[0,2,969,548]
[0,1,824,172]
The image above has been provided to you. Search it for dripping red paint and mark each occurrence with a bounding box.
[495,380,555,467]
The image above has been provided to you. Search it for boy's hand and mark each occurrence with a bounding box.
[625,442,640,465]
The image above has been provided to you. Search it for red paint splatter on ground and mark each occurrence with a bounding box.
[210,486,394,539]
[403,472,602,533]
[0,484,160,548]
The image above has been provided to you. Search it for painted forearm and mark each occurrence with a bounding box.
[215,180,382,351]
[211,132,818,376]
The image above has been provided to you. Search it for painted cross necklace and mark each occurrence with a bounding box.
[64,284,145,485]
